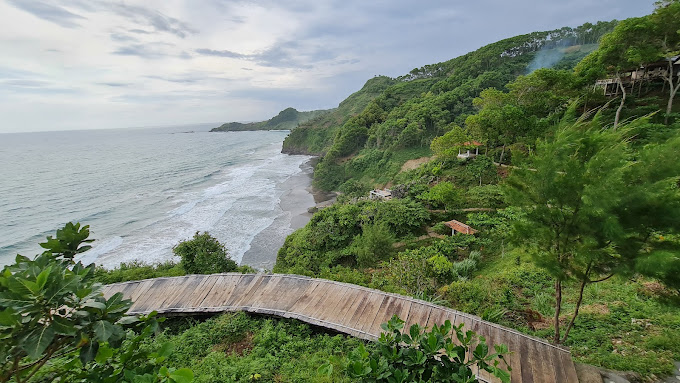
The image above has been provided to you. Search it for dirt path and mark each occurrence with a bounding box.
[400,157,431,172]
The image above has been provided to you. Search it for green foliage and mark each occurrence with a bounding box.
[150,313,360,383]
[346,315,510,383]
[417,182,461,210]
[94,261,185,284]
[429,125,470,159]
[350,223,395,268]
[636,248,680,290]
[505,116,680,341]
[379,238,481,294]
[275,200,429,274]
[173,232,238,275]
[0,223,192,383]
[212,107,330,132]
[432,222,451,236]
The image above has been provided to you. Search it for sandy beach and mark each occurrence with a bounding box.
[240,158,335,270]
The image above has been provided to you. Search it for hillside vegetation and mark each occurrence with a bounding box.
[5,5,680,382]
[211,107,330,132]
[273,3,680,380]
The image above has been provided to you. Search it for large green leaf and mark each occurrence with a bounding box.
[52,316,77,336]
[169,368,194,383]
[35,267,51,290]
[23,324,55,360]
[0,308,19,327]
[79,340,99,364]
[84,301,107,311]
[93,320,116,342]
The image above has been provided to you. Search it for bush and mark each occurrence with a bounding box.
[432,222,451,235]
[173,232,238,275]
[0,222,193,383]
[351,223,395,267]
[94,260,185,284]
[345,315,510,383]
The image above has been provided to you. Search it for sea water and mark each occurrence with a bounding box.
[0,125,312,268]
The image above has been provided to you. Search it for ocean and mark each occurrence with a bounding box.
[0,125,314,269]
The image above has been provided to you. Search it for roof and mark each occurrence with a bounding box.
[443,220,478,234]
[370,189,392,197]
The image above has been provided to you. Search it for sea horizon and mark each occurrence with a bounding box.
[0,125,315,269]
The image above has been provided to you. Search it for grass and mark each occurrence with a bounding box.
[438,251,680,379]
[145,312,361,383]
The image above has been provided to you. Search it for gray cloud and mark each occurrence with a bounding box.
[129,28,152,34]
[195,49,248,59]
[195,40,339,69]
[112,43,191,59]
[107,3,196,38]
[110,33,138,43]
[7,0,195,38]
[98,82,133,87]
[5,0,86,28]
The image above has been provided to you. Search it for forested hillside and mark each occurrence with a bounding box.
[282,21,618,190]
[275,3,680,379]
[5,5,680,383]
[211,107,329,132]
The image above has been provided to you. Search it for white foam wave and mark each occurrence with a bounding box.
[95,146,312,268]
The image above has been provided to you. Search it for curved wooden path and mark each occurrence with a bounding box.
[103,273,578,383]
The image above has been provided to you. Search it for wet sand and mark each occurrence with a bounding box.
[240,158,335,270]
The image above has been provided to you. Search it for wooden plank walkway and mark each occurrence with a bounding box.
[103,273,578,383]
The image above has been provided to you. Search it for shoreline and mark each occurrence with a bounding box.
[240,157,335,270]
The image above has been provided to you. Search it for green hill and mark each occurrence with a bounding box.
[210,107,330,132]
[282,21,617,190]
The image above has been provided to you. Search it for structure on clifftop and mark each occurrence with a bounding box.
[444,219,478,235]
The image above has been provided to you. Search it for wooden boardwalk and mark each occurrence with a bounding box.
[103,273,578,383]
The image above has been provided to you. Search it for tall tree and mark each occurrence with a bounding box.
[651,1,680,123]
[596,17,658,129]
[505,115,680,343]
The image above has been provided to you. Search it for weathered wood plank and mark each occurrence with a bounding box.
[503,330,523,383]
[404,302,432,331]
[184,275,220,309]
[355,292,387,335]
[559,346,579,383]
[369,296,412,336]
[104,274,578,383]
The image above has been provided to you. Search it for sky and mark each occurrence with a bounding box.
[0,0,655,133]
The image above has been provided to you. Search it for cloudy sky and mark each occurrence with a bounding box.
[0,0,654,133]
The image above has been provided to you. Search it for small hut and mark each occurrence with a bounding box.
[369,189,392,201]
[457,141,483,159]
[443,220,478,235]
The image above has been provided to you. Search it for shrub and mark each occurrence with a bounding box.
[0,222,193,383]
[351,223,395,267]
[345,315,510,383]
[432,222,451,235]
[173,232,238,275]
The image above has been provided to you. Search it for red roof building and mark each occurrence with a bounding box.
[443,220,478,235]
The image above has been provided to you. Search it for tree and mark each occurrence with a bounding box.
[465,89,527,163]
[173,232,237,275]
[351,223,395,268]
[417,181,462,210]
[505,116,680,343]
[429,124,470,159]
[651,1,680,123]
[595,16,658,129]
[0,223,193,382]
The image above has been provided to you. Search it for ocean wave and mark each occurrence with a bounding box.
[94,145,311,268]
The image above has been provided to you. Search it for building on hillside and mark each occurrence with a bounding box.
[369,189,392,201]
[443,219,478,235]
[594,56,680,96]
[457,141,483,159]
